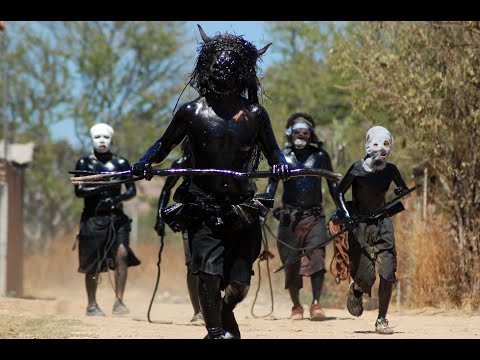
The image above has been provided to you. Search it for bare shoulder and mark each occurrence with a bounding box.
[176,97,204,115]
[247,101,267,116]
[116,156,131,168]
[75,156,90,169]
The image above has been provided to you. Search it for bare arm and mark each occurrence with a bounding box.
[255,107,290,181]
[132,104,190,178]
[336,163,355,218]
[115,158,136,203]
[323,150,338,202]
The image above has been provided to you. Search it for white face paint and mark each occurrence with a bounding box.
[293,138,308,149]
[362,126,392,172]
[290,122,312,150]
[90,123,114,154]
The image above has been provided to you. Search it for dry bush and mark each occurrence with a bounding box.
[23,227,190,300]
[395,192,463,309]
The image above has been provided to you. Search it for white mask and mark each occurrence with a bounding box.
[293,138,307,149]
[362,126,392,173]
[90,123,114,153]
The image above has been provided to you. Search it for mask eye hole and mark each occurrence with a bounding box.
[384,140,390,147]
[372,143,378,148]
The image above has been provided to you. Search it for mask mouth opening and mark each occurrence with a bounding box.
[208,76,236,95]
[293,139,307,149]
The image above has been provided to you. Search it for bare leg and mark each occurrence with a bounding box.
[86,273,98,308]
[187,272,201,315]
[112,244,129,315]
[114,244,128,301]
[222,282,249,339]
[310,270,326,319]
[310,270,325,303]
[378,275,393,319]
[375,275,394,334]
[85,273,105,316]
[288,287,301,308]
[198,272,225,339]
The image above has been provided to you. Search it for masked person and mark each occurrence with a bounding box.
[264,113,338,321]
[74,123,140,316]
[336,125,408,334]
[131,25,291,339]
[154,138,204,325]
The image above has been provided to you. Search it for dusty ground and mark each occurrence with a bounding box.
[1,293,480,339]
[1,239,479,339]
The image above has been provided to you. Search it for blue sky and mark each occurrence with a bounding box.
[50,21,273,147]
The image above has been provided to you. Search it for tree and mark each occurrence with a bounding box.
[1,22,78,253]
[329,21,480,304]
[1,21,190,253]
[260,21,363,212]
[55,21,190,160]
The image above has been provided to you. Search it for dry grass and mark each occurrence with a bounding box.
[395,191,463,310]
[23,228,193,300]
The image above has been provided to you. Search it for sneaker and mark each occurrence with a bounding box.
[112,299,130,315]
[346,281,363,317]
[190,312,205,326]
[86,304,105,316]
[310,302,326,320]
[290,305,304,320]
[375,318,394,335]
[204,328,235,339]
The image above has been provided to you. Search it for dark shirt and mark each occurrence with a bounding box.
[336,160,408,216]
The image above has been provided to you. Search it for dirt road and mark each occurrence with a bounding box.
[2,241,478,339]
[1,286,479,339]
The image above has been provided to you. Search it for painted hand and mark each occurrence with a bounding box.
[131,161,153,180]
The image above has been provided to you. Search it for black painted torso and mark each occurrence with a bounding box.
[74,151,135,214]
[140,94,287,203]
[266,145,337,209]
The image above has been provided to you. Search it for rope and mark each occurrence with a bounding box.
[328,219,350,284]
[263,222,308,251]
[93,215,117,292]
[250,221,275,318]
[147,234,165,323]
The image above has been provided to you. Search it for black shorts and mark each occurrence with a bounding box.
[78,211,140,274]
[188,220,262,290]
[348,217,397,296]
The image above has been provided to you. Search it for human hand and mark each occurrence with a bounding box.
[343,215,355,232]
[394,186,410,199]
[271,164,291,181]
[97,197,118,211]
[131,161,153,180]
[154,217,166,237]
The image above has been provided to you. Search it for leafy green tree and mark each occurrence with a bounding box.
[55,21,190,161]
[1,22,78,253]
[329,21,480,304]
[259,21,362,212]
[1,21,190,252]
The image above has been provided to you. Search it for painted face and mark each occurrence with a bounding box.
[286,121,313,149]
[208,50,241,95]
[363,126,392,172]
[90,123,114,153]
[292,128,312,149]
